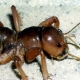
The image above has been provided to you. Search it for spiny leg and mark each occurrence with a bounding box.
[14,56,28,80]
[11,5,22,32]
[39,16,59,29]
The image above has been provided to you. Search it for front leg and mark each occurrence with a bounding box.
[25,47,49,80]
[40,51,49,80]
[39,16,59,29]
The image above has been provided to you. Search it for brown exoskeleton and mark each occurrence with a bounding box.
[0,5,80,80]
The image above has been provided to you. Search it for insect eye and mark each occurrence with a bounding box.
[56,42,61,47]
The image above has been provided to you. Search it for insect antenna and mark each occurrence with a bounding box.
[64,22,80,35]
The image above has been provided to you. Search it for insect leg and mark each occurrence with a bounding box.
[14,56,28,80]
[11,5,22,32]
[40,50,49,80]
[39,16,59,29]
[25,48,49,80]
[0,47,15,64]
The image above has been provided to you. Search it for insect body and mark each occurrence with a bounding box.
[0,5,80,80]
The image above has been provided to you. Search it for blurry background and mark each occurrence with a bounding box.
[0,0,80,80]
